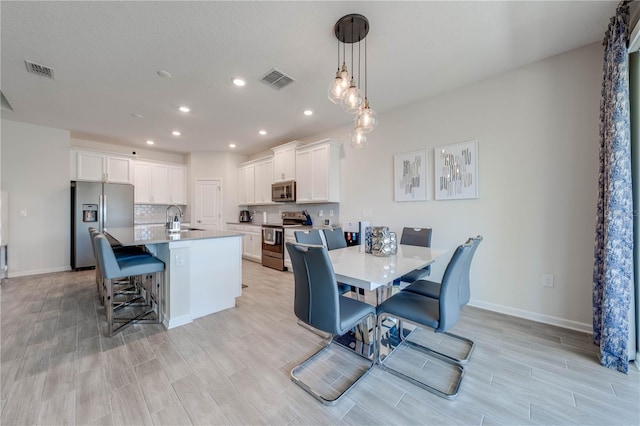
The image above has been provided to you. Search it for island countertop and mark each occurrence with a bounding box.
[105,225,242,246]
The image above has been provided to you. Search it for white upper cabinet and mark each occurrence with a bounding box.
[238,156,273,206]
[170,165,187,205]
[75,149,133,183]
[272,141,299,182]
[254,157,274,204]
[295,139,341,204]
[238,163,255,205]
[135,161,186,205]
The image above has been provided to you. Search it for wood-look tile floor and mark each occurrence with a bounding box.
[1,260,638,425]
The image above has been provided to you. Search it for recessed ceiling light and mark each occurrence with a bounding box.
[258,130,267,135]
[146,140,155,145]
[229,143,236,148]
[157,70,172,79]
[132,113,143,118]
[303,110,313,116]
[172,130,181,136]
[232,78,246,87]
[179,106,190,113]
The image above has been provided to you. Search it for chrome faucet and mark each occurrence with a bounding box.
[166,205,183,230]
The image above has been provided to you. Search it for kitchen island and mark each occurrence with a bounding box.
[105,225,243,329]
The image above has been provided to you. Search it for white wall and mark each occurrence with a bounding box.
[187,152,247,225]
[299,43,602,331]
[1,120,71,276]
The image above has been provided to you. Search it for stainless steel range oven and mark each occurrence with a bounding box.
[261,212,307,271]
[262,225,286,271]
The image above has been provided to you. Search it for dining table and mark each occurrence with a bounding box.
[326,244,448,349]
[328,244,448,298]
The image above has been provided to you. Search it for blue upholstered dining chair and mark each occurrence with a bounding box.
[297,229,352,295]
[393,227,433,286]
[375,239,475,399]
[401,235,483,364]
[286,242,376,405]
[293,229,324,246]
[322,227,347,250]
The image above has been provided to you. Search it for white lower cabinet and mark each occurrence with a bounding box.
[228,224,262,262]
[284,228,296,271]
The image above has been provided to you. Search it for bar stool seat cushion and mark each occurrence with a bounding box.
[116,256,164,277]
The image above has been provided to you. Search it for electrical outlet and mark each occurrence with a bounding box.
[19,209,27,217]
[175,255,185,267]
[542,274,554,288]
[329,210,334,217]
[318,210,323,217]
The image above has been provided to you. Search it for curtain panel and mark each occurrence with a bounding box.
[593,1,633,374]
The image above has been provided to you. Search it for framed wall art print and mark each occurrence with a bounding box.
[394,150,428,202]
[434,140,479,200]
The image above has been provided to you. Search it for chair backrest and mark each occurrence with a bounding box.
[294,229,324,246]
[323,228,347,250]
[94,234,121,279]
[286,242,341,335]
[436,240,475,333]
[400,227,432,247]
[88,227,99,258]
[458,235,482,306]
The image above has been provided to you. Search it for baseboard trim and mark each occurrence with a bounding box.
[164,314,192,329]
[468,299,592,334]
[8,266,71,278]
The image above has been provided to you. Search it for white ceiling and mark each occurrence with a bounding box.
[1,1,617,156]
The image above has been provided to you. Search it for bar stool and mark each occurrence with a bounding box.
[88,228,150,305]
[94,234,165,336]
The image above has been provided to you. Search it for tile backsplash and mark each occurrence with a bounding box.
[243,203,340,227]
[135,204,189,224]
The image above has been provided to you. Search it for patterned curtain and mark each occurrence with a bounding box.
[593,1,633,374]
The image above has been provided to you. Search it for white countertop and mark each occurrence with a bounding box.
[106,225,242,246]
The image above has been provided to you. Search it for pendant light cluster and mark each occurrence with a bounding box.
[328,14,377,148]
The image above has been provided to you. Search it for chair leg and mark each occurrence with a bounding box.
[291,313,376,405]
[397,322,475,364]
[376,313,465,400]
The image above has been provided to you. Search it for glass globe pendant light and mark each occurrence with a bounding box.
[341,77,362,113]
[350,128,368,149]
[355,99,376,133]
[328,41,350,104]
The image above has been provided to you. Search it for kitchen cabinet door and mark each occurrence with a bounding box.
[77,151,106,182]
[272,141,299,182]
[134,162,153,203]
[170,165,187,204]
[238,164,255,205]
[254,158,273,204]
[150,163,171,204]
[295,139,341,204]
[105,156,133,183]
[295,149,312,202]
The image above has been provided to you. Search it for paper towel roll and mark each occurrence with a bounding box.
[263,212,268,223]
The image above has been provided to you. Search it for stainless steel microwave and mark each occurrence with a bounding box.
[272,180,295,202]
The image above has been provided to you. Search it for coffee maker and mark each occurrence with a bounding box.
[239,210,253,223]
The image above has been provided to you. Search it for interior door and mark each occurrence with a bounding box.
[195,179,221,230]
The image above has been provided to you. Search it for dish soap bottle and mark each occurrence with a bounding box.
[172,214,180,232]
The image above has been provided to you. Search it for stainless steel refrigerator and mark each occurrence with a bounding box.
[71,181,134,270]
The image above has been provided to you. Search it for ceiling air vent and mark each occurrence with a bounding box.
[24,60,55,79]
[259,68,295,90]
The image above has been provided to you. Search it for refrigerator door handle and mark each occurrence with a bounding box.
[103,195,107,228]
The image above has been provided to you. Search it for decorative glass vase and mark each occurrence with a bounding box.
[371,226,392,257]
[389,231,398,254]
